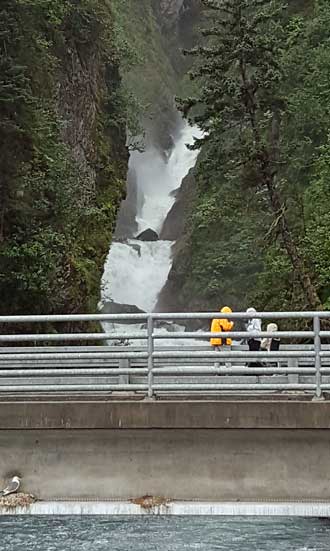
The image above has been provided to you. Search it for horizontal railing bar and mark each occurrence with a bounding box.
[0,344,325,351]
[0,371,317,378]
[0,333,147,342]
[0,362,139,368]
[0,345,327,353]
[0,331,316,342]
[151,312,330,320]
[0,383,314,391]
[153,351,315,358]
[0,347,148,354]
[152,331,314,339]
[152,367,315,375]
[0,385,148,392]
[0,362,319,368]
[0,311,329,324]
[0,369,147,377]
[152,384,315,390]
[0,362,146,368]
[0,314,148,323]
[0,352,148,361]
[0,332,315,343]
[0,362,320,369]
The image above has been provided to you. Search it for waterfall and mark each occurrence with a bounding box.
[101,119,202,321]
[134,123,203,236]
[101,240,173,313]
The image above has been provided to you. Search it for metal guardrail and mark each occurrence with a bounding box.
[0,311,329,398]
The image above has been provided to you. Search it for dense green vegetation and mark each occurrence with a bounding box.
[0,0,127,317]
[174,0,330,312]
[0,0,197,322]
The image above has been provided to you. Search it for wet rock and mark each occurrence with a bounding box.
[140,320,182,332]
[100,301,146,317]
[155,320,183,332]
[115,168,139,239]
[160,169,196,240]
[137,228,159,241]
[130,243,141,256]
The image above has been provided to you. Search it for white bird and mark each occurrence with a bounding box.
[0,476,21,497]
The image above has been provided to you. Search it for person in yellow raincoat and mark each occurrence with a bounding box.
[210,306,234,347]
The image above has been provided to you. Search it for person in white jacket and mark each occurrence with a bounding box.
[246,307,262,367]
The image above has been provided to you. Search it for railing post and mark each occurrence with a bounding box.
[119,358,130,387]
[147,315,154,399]
[288,358,299,386]
[313,315,324,400]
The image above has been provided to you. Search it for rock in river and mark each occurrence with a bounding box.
[136,228,159,241]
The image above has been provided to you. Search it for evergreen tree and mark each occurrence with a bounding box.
[180,0,322,309]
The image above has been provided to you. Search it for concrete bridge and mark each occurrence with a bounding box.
[1,311,330,514]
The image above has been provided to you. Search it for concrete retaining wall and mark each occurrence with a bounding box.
[1,428,330,501]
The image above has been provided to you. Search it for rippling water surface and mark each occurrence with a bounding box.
[0,516,330,551]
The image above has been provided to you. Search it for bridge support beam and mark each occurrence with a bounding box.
[0,427,330,501]
[0,400,330,501]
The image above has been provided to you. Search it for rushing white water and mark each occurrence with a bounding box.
[133,123,203,235]
[101,120,202,325]
[102,240,173,312]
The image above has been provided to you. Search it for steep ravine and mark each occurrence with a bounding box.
[0,0,201,322]
[100,0,202,319]
[57,21,128,314]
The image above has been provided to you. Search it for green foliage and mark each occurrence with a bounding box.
[0,0,128,317]
[176,0,330,311]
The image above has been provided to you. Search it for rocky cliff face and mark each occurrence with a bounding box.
[59,43,105,211]
[0,2,128,317]
[159,0,185,20]
[57,24,128,312]
[156,169,197,313]
[158,0,200,25]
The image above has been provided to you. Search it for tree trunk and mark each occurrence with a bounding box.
[264,174,322,310]
[239,58,322,311]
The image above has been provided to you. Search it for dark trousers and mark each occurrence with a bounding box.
[248,339,261,367]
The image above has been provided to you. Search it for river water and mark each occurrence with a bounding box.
[1,516,330,551]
